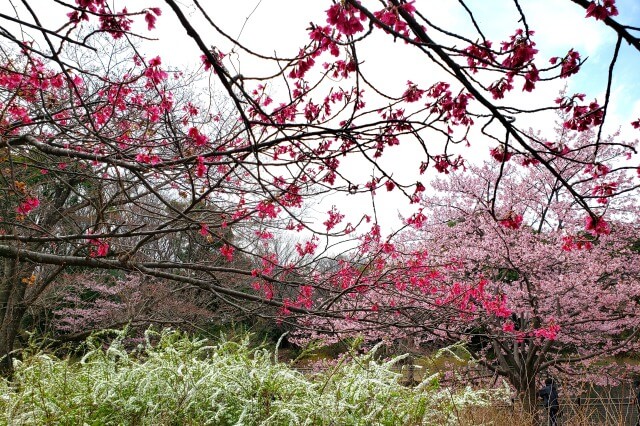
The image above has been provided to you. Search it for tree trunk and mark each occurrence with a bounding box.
[0,258,29,376]
[0,307,24,376]
[0,258,17,326]
[518,377,539,425]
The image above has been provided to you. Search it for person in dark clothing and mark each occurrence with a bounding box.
[538,377,559,426]
[634,379,640,426]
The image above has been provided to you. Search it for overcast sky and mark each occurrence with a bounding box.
[2,0,639,235]
[4,0,637,133]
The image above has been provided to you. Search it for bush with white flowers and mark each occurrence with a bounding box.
[0,329,506,425]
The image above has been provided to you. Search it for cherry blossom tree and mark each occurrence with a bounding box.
[407,161,640,411]
[48,274,218,338]
[0,0,639,374]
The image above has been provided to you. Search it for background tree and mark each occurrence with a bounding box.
[408,160,640,412]
[0,37,261,370]
[48,273,220,338]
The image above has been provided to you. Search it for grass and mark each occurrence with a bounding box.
[456,400,636,426]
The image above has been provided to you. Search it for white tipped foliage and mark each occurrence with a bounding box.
[0,330,504,425]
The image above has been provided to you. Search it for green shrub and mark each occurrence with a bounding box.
[0,329,504,425]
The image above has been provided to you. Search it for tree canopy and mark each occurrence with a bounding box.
[0,0,638,375]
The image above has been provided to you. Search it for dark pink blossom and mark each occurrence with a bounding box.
[488,76,514,99]
[521,156,540,167]
[195,156,206,177]
[585,0,618,20]
[533,321,560,340]
[297,285,314,309]
[144,56,168,84]
[406,210,427,228]
[372,2,415,38]
[522,65,539,92]
[323,206,344,231]
[592,181,617,204]
[490,147,513,163]
[550,49,581,78]
[88,239,109,257]
[296,237,318,257]
[326,2,367,36]
[144,8,162,31]
[187,127,208,146]
[402,81,425,102]
[220,244,235,262]
[502,322,516,332]
[464,40,495,73]
[585,215,610,235]
[563,100,604,131]
[16,197,40,215]
[256,201,279,219]
[500,29,538,70]
[499,213,523,230]
[99,8,132,39]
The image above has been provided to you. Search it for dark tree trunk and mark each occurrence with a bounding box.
[516,374,540,425]
[0,184,73,376]
[520,380,538,416]
[0,258,29,376]
[0,307,25,376]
